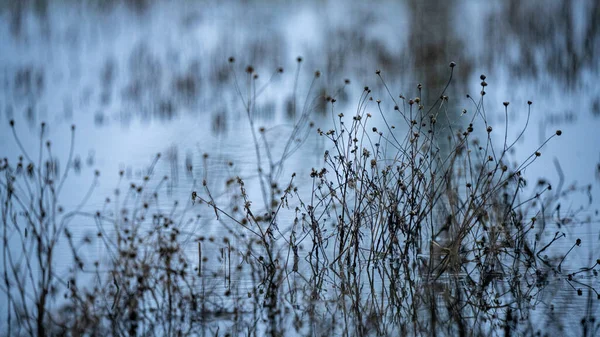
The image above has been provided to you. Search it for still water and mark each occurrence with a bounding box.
[1,0,599,335]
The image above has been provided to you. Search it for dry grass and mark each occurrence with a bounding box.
[1,60,598,337]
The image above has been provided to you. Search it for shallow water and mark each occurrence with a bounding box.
[1,0,599,335]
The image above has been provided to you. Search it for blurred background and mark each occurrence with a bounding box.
[1,0,599,330]
[1,0,599,186]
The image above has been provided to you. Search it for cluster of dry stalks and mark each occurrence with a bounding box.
[1,60,598,336]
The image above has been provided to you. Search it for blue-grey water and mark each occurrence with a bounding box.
[1,0,599,335]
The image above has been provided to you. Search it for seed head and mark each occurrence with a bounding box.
[9,119,14,127]
[296,56,303,63]
[527,100,532,105]
[314,70,321,78]
[487,126,492,133]
[228,56,235,63]
[344,79,350,84]
[576,238,581,246]
[480,74,486,80]
[277,67,284,73]
[449,61,456,68]
[246,66,254,74]
[555,130,562,136]
[375,69,381,75]
[417,83,422,90]
[503,101,509,107]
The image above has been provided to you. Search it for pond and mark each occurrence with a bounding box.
[1,1,599,336]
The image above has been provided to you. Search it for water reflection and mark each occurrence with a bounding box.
[1,0,599,335]
[483,0,600,89]
[2,0,598,126]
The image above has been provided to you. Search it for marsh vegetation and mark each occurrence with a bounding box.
[2,58,599,336]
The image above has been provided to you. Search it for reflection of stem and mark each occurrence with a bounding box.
[220,246,231,288]
[198,241,202,277]
[111,274,120,311]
